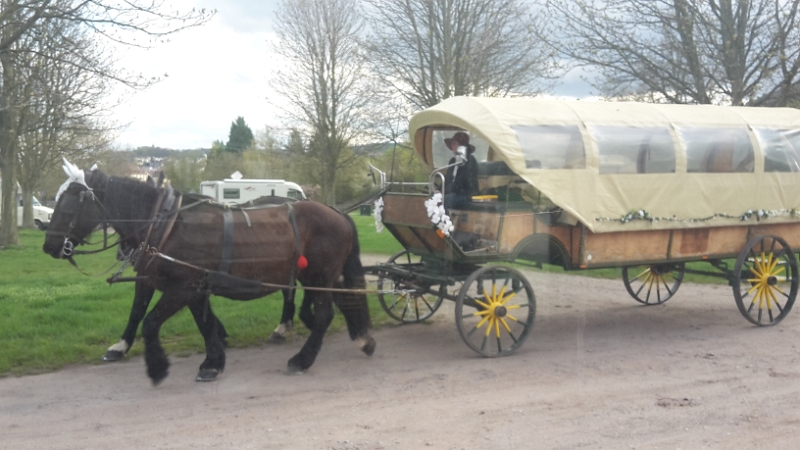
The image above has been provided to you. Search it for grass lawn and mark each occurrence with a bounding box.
[0,213,731,377]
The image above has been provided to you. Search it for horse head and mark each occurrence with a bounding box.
[42,159,107,259]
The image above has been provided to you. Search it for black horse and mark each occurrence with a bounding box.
[44,164,375,384]
[102,198,299,363]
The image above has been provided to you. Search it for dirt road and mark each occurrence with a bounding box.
[2,259,799,450]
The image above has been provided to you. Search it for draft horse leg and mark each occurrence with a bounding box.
[103,280,155,361]
[104,283,229,362]
[188,295,227,382]
[269,288,296,343]
[287,289,334,374]
[142,289,215,385]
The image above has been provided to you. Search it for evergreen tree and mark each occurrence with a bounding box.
[225,117,255,153]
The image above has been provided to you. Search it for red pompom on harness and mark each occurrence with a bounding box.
[297,255,308,270]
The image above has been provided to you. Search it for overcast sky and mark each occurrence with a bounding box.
[112,0,594,151]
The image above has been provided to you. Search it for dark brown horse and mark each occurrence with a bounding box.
[43,164,375,385]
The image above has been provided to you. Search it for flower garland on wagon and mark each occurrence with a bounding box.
[373,197,384,233]
[596,208,800,224]
[425,192,454,237]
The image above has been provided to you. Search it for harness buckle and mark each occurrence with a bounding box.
[62,237,74,257]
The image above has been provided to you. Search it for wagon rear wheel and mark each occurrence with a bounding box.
[377,250,445,323]
[622,263,685,305]
[455,265,535,357]
[733,235,798,326]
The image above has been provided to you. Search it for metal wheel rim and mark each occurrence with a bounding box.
[455,265,535,357]
[377,250,444,323]
[733,235,798,326]
[622,263,685,305]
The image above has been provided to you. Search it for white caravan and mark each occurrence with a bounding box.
[0,181,54,230]
[199,172,306,205]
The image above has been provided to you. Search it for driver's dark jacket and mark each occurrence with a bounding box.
[444,154,479,197]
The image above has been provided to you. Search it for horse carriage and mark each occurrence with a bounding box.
[369,97,800,357]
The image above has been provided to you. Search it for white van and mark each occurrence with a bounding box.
[199,172,306,205]
[0,182,54,230]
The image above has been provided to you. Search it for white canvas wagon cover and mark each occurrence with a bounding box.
[409,97,800,233]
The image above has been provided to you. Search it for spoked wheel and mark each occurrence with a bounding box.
[455,265,535,357]
[733,235,798,326]
[622,263,685,305]
[377,250,445,323]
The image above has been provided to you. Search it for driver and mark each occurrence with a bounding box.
[443,131,479,209]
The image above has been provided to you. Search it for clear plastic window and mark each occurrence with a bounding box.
[590,126,675,174]
[511,125,585,169]
[679,127,754,173]
[753,128,800,172]
[431,130,489,168]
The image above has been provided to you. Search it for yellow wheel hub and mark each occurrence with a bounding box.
[747,251,786,316]
[472,283,520,337]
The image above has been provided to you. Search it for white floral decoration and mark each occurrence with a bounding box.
[374,197,384,233]
[424,192,454,236]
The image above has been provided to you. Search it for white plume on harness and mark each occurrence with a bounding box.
[56,158,95,201]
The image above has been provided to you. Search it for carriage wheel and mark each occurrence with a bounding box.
[455,265,535,357]
[733,235,798,326]
[377,250,445,323]
[622,263,685,305]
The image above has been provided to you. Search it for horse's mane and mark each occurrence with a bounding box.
[98,173,160,239]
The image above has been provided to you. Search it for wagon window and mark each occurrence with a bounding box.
[430,130,489,168]
[223,188,240,199]
[590,126,675,174]
[679,127,754,173]
[511,125,585,169]
[753,128,800,172]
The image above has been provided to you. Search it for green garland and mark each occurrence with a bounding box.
[596,208,799,224]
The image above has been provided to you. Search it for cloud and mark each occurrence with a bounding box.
[113,2,284,150]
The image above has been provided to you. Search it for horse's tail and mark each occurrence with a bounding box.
[337,213,373,340]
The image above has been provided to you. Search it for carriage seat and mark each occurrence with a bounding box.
[478,160,516,176]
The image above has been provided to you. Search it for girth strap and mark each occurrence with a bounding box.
[286,203,301,301]
[219,208,234,273]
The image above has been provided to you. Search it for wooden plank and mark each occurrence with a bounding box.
[678,228,710,255]
[498,212,533,253]
[450,210,501,240]
[583,229,671,265]
[750,223,800,250]
[707,227,749,256]
[383,194,430,226]
[388,225,426,251]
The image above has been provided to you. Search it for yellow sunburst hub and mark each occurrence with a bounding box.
[747,251,786,313]
[472,283,521,337]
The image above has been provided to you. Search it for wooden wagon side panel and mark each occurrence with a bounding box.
[748,223,800,250]
[669,227,748,259]
[382,194,430,226]
[498,211,534,253]
[582,229,671,266]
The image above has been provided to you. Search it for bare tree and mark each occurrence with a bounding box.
[15,16,114,228]
[540,0,800,106]
[0,0,212,247]
[364,0,555,109]
[271,0,377,205]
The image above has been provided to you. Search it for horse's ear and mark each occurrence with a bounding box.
[146,176,156,187]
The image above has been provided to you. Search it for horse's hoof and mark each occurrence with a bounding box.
[286,364,306,375]
[102,350,125,362]
[269,332,287,343]
[356,336,377,356]
[196,368,221,382]
[150,372,168,387]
